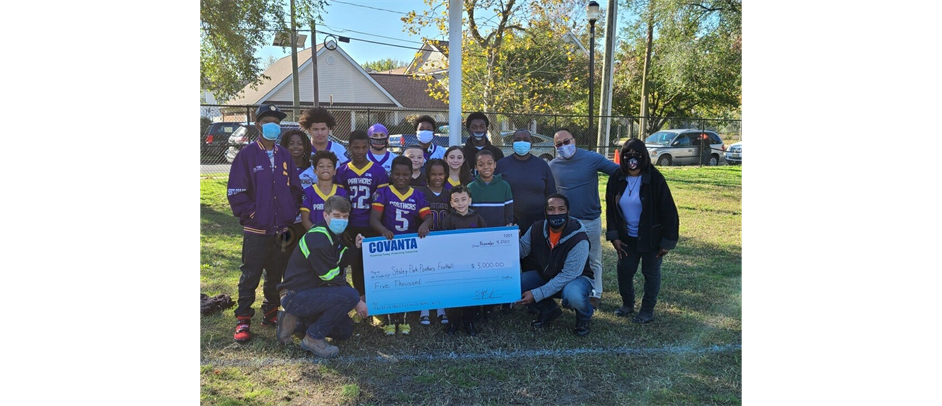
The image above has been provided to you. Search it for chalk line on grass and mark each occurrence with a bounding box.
[201,343,741,367]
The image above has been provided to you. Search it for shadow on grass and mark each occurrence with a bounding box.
[201,204,243,238]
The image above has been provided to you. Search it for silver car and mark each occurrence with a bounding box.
[645,129,726,166]
[725,141,742,165]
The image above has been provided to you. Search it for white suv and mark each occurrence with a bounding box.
[645,129,726,166]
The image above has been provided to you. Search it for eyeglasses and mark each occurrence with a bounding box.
[624,151,642,158]
[554,138,575,148]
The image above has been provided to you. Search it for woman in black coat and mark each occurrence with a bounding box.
[604,138,679,323]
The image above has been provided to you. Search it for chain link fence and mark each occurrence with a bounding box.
[200,104,741,176]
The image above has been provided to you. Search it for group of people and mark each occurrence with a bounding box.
[224,104,679,358]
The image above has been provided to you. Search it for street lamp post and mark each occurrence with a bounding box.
[587,1,600,145]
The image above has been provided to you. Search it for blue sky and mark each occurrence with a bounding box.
[255,0,446,67]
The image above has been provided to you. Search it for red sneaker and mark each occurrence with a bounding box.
[260,308,278,327]
[233,317,252,342]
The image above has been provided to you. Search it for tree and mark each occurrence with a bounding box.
[200,0,327,103]
[402,0,589,116]
[612,0,741,136]
[361,58,409,73]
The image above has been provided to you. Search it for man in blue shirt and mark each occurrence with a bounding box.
[547,129,620,310]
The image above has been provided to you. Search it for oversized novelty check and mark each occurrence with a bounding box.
[362,226,521,315]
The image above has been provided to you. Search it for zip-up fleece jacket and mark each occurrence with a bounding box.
[604,167,679,253]
[519,217,592,303]
[467,173,514,228]
[227,140,304,235]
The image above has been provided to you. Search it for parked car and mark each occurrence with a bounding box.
[498,131,556,162]
[645,129,726,166]
[202,122,243,164]
[224,122,301,163]
[725,141,742,165]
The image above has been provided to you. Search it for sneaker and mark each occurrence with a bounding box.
[419,315,431,326]
[464,321,478,337]
[275,310,299,345]
[399,323,411,335]
[614,305,635,317]
[383,324,396,336]
[632,311,655,324]
[300,336,339,358]
[574,319,591,337]
[372,316,385,326]
[532,306,562,328]
[260,307,278,326]
[438,314,449,325]
[233,317,252,342]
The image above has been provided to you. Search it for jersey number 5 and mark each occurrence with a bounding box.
[395,209,409,232]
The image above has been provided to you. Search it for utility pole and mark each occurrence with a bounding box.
[448,0,463,147]
[311,18,319,108]
[289,0,301,118]
[586,1,600,146]
[638,19,653,139]
[596,0,618,158]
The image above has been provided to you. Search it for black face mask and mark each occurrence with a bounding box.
[370,138,388,149]
[547,213,567,228]
[621,151,642,172]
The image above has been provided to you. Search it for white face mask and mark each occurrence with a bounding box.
[557,144,576,159]
[417,130,434,144]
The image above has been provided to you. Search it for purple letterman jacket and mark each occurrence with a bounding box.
[227,140,304,235]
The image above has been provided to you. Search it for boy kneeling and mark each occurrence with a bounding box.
[276,196,368,358]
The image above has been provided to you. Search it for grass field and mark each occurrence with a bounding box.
[200,165,742,405]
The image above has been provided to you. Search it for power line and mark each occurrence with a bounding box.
[317,30,432,52]
[321,24,425,45]
[330,0,409,15]
[216,27,440,53]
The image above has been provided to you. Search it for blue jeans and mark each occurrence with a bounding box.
[615,236,663,313]
[520,271,594,321]
[577,216,604,299]
[235,232,292,318]
[281,285,359,340]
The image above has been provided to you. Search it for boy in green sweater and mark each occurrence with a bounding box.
[466,150,515,318]
[467,150,514,228]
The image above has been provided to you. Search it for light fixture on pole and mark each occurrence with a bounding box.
[586,1,600,145]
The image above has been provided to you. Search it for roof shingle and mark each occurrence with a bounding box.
[368,74,447,109]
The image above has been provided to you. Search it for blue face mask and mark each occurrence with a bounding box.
[327,217,348,235]
[472,132,486,139]
[547,213,567,228]
[513,141,531,156]
[261,122,281,141]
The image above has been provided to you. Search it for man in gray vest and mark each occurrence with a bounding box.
[516,194,595,336]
